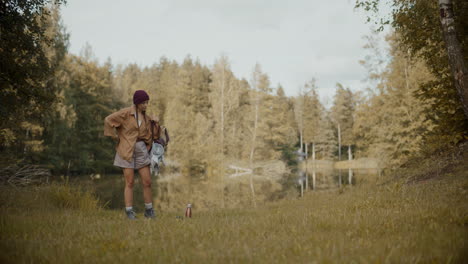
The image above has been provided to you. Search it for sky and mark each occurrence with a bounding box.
[61,0,381,105]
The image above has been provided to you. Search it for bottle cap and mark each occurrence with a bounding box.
[187,203,192,208]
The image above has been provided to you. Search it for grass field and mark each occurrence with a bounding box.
[1,163,467,263]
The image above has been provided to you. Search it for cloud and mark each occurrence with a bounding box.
[61,0,375,100]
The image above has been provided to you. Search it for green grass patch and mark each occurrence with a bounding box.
[0,171,467,263]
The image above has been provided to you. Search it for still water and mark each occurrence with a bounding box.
[77,166,379,212]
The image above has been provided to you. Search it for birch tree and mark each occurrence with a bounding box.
[210,55,241,207]
[438,0,468,118]
[246,63,273,206]
[247,64,263,207]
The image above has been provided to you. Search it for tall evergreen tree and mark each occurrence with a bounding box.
[270,85,297,149]
[330,84,355,184]
[165,57,213,168]
[301,80,323,153]
[331,84,355,150]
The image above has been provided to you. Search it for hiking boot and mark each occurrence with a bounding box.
[144,208,155,219]
[125,209,137,220]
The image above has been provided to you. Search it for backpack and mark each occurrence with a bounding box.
[149,120,169,175]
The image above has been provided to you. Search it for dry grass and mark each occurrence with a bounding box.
[0,165,50,187]
[0,170,467,263]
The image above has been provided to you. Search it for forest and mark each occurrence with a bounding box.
[2,1,466,177]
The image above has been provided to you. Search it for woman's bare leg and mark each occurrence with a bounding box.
[138,165,152,203]
[123,168,135,207]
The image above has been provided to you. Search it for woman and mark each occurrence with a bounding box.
[104,90,157,219]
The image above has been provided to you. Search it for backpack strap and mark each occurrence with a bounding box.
[148,120,155,154]
[164,126,170,144]
[151,120,155,143]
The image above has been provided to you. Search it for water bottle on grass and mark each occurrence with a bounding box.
[185,203,192,218]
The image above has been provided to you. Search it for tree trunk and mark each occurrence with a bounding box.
[220,64,225,208]
[66,160,71,181]
[439,0,468,119]
[23,128,30,154]
[248,90,259,208]
[403,51,414,122]
[300,130,303,152]
[312,142,316,190]
[348,145,353,185]
[300,178,304,197]
[305,142,308,191]
[337,123,342,187]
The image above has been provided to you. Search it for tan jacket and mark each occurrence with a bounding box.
[104,105,158,161]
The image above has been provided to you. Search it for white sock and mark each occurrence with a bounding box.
[145,203,153,209]
[125,206,133,211]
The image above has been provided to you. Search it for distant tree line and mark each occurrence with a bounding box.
[1,0,466,177]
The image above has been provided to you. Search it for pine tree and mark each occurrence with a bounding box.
[330,84,356,184]
[302,80,322,151]
[271,85,297,149]
[165,56,213,168]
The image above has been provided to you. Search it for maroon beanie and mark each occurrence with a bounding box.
[133,90,149,105]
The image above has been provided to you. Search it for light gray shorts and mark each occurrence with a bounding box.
[113,141,151,169]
